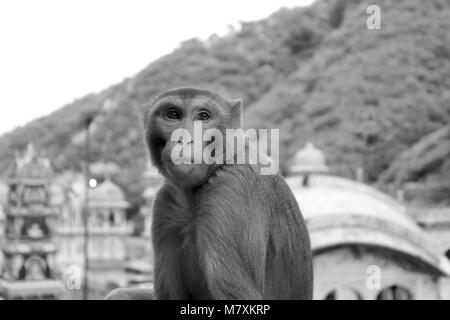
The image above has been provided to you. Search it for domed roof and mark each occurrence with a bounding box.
[286,174,450,275]
[289,142,330,175]
[89,178,128,209]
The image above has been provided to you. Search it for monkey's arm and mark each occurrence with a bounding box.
[196,209,267,300]
[152,186,191,300]
[152,236,188,299]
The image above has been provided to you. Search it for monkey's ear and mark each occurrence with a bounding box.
[230,99,243,129]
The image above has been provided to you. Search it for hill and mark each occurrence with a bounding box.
[1,0,449,206]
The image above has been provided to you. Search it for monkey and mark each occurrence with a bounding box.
[106,87,313,300]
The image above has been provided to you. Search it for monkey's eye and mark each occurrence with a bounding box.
[164,109,182,121]
[195,111,211,122]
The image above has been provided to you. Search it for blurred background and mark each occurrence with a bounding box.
[0,0,450,300]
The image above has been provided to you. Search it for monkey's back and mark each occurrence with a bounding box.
[262,174,313,299]
[152,163,313,300]
[206,164,314,299]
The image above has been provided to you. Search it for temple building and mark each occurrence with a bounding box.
[85,177,132,298]
[2,142,450,300]
[55,173,134,299]
[0,144,63,299]
[122,162,162,291]
[88,178,130,267]
[55,172,85,277]
[49,163,160,299]
[409,207,450,262]
[285,142,450,300]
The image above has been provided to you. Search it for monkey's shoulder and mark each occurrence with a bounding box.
[152,164,299,219]
[200,164,294,205]
[216,163,289,187]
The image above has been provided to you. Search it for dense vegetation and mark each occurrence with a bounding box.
[1,0,449,206]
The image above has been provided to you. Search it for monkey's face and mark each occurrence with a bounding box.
[145,87,242,189]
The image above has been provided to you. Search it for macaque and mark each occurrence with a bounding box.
[106,87,313,300]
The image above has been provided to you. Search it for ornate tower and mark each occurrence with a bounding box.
[0,144,63,299]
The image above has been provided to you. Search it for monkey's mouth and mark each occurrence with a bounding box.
[170,142,214,165]
[167,162,211,185]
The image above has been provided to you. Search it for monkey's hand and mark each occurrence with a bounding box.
[104,288,155,300]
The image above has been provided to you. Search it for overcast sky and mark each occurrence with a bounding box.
[0,0,314,136]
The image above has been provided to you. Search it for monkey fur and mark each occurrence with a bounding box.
[106,87,313,300]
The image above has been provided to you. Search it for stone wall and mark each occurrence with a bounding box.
[313,245,442,300]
